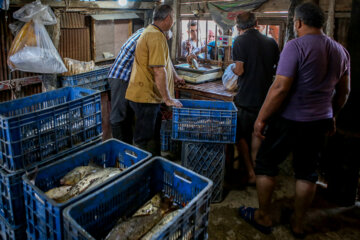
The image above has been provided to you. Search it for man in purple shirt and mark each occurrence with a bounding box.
[238,3,351,237]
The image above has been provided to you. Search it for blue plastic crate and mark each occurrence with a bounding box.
[23,139,151,240]
[0,138,100,227]
[60,66,110,91]
[0,213,27,240]
[172,100,237,143]
[182,142,225,203]
[63,157,213,240]
[0,87,102,172]
[160,120,180,153]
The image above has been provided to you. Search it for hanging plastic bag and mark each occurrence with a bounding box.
[222,63,238,91]
[7,0,67,74]
[9,21,25,36]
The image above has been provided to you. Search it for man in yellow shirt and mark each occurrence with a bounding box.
[125,4,183,154]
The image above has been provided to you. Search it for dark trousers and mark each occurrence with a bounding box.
[129,101,161,155]
[255,116,332,183]
[109,78,134,144]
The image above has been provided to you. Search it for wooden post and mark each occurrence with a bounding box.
[205,20,208,60]
[91,17,96,62]
[326,0,336,38]
[171,0,179,61]
[284,0,303,44]
[223,29,231,64]
[214,25,218,61]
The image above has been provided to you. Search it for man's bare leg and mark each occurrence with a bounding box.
[254,175,276,227]
[236,138,256,183]
[292,180,316,234]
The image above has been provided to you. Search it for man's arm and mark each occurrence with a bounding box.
[327,74,351,136]
[233,61,244,76]
[333,74,350,116]
[254,75,294,139]
[153,66,182,107]
[171,62,185,85]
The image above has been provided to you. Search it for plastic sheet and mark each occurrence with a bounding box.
[222,63,238,91]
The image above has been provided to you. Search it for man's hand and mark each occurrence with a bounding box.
[165,98,183,108]
[327,117,336,136]
[175,75,185,86]
[254,118,267,140]
[185,40,193,53]
[186,54,197,65]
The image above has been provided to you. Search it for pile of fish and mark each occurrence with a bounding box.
[45,165,122,203]
[178,118,232,133]
[106,193,182,240]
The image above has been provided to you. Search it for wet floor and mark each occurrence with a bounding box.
[208,176,360,240]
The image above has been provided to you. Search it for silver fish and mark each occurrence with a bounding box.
[45,186,72,201]
[57,168,121,203]
[105,211,162,240]
[141,210,180,240]
[60,166,101,186]
[133,194,162,217]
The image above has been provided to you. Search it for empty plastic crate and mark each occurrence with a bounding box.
[172,100,237,143]
[0,138,100,227]
[182,142,225,203]
[160,120,180,153]
[23,139,151,240]
[0,87,102,172]
[60,66,110,91]
[63,157,213,240]
[0,214,26,240]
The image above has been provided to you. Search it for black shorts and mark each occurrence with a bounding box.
[236,107,258,144]
[255,116,332,183]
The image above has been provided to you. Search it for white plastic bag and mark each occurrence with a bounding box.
[13,0,57,25]
[7,1,67,74]
[222,63,238,91]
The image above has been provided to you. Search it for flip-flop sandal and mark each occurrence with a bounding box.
[238,206,273,235]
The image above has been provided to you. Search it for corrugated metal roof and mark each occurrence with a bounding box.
[61,12,86,29]
[91,13,139,21]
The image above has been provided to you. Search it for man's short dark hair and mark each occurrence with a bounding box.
[295,3,325,28]
[153,4,173,21]
[187,20,197,29]
[236,12,256,30]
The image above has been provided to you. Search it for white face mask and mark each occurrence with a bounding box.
[166,30,173,40]
[293,25,298,38]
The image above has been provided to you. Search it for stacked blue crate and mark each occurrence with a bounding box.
[172,99,237,202]
[60,66,110,92]
[23,139,151,240]
[63,157,213,240]
[0,87,103,238]
[160,120,180,153]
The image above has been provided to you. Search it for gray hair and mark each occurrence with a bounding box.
[153,4,173,21]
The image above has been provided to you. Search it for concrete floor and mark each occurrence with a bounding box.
[207,176,360,240]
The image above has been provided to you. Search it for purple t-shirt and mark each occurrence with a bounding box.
[276,34,350,121]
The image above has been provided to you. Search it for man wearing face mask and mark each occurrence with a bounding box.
[125,4,183,155]
[238,3,350,238]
